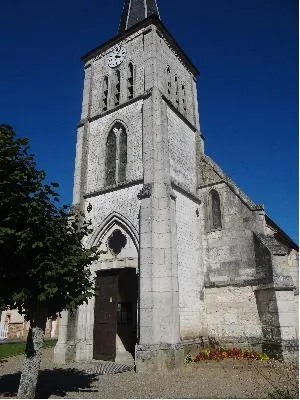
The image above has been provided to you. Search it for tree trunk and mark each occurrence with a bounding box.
[17,312,47,399]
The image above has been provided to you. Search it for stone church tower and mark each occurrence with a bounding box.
[54,0,298,369]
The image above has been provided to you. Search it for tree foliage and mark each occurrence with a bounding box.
[0,124,99,320]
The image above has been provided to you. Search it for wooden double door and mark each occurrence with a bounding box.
[93,269,138,361]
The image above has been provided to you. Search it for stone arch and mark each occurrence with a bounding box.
[87,213,139,363]
[104,122,128,186]
[87,212,139,252]
[103,118,129,144]
[105,129,117,186]
[208,189,222,230]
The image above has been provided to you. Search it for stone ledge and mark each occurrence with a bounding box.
[162,94,198,133]
[84,179,143,199]
[136,343,183,352]
[78,90,152,128]
[171,182,201,204]
[253,283,296,292]
[204,279,261,289]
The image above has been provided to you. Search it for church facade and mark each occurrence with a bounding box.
[54,0,298,370]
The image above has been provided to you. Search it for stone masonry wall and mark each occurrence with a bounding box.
[175,190,205,339]
[199,181,266,344]
[83,184,142,248]
[287,249,299,291]
[200,183,261,287]
[255,288,298,358]
[168,108,197,194]
[86,101,144,195]
[155,30,198,128]
[88,29,146,120]
[205,286,262,342]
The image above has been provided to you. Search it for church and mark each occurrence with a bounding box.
[54,0,298,370]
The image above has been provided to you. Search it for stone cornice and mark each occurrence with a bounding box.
[77,90,152,128]
[84,179,143,199]
[171,182,201,205]
[253,283,296,292]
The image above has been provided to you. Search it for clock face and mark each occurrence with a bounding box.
[108,45,126,68]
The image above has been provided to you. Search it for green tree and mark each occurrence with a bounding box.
[0,125,100,398]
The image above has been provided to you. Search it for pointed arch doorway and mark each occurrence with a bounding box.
[93,267,138,361]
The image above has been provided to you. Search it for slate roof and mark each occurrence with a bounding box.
[119,0,160,33]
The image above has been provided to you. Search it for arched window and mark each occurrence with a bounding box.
[105,130,117,186]
[127,63,134,100]
[114,70,121,106]
[101,76,108,112]
[181,84,187,114]
[119,129,127,183]
[210,189,222,229]
[166,66,171,96]
[105,123,127,186]
[174,75,179,108]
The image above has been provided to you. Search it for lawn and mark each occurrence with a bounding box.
[0,339,57,359]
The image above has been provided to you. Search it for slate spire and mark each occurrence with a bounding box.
[118,0,160,33]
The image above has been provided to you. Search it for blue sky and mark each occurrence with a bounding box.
[1,0,298,243]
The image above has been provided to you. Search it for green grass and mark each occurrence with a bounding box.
[0,339,57,359]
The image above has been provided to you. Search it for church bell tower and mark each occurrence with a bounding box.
[55,0,204,370]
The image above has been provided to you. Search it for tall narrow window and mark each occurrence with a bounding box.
[114,70,121,106]
[174,75,179,108]
[210,189,222,229]
[181,84,187,113]
[127,63,134,100]
[101,76,108,112]
[119,129,127,182]
[105,123,127,186]
[166,66,171,96]
[105,130,117,186]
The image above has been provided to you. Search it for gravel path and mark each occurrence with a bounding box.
[0,348,298,398]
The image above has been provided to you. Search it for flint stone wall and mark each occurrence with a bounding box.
[86,101,144,195]
[168,108,197,194]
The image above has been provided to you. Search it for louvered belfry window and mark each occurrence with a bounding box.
[127,63,134,100]
[102,76,109,112]
[166,66,171,96]
[114,70,121,106]
[174,75,180,109]
[105,123,127,186]
[181,84,187,113]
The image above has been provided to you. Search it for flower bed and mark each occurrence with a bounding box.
[184,347,270,364]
